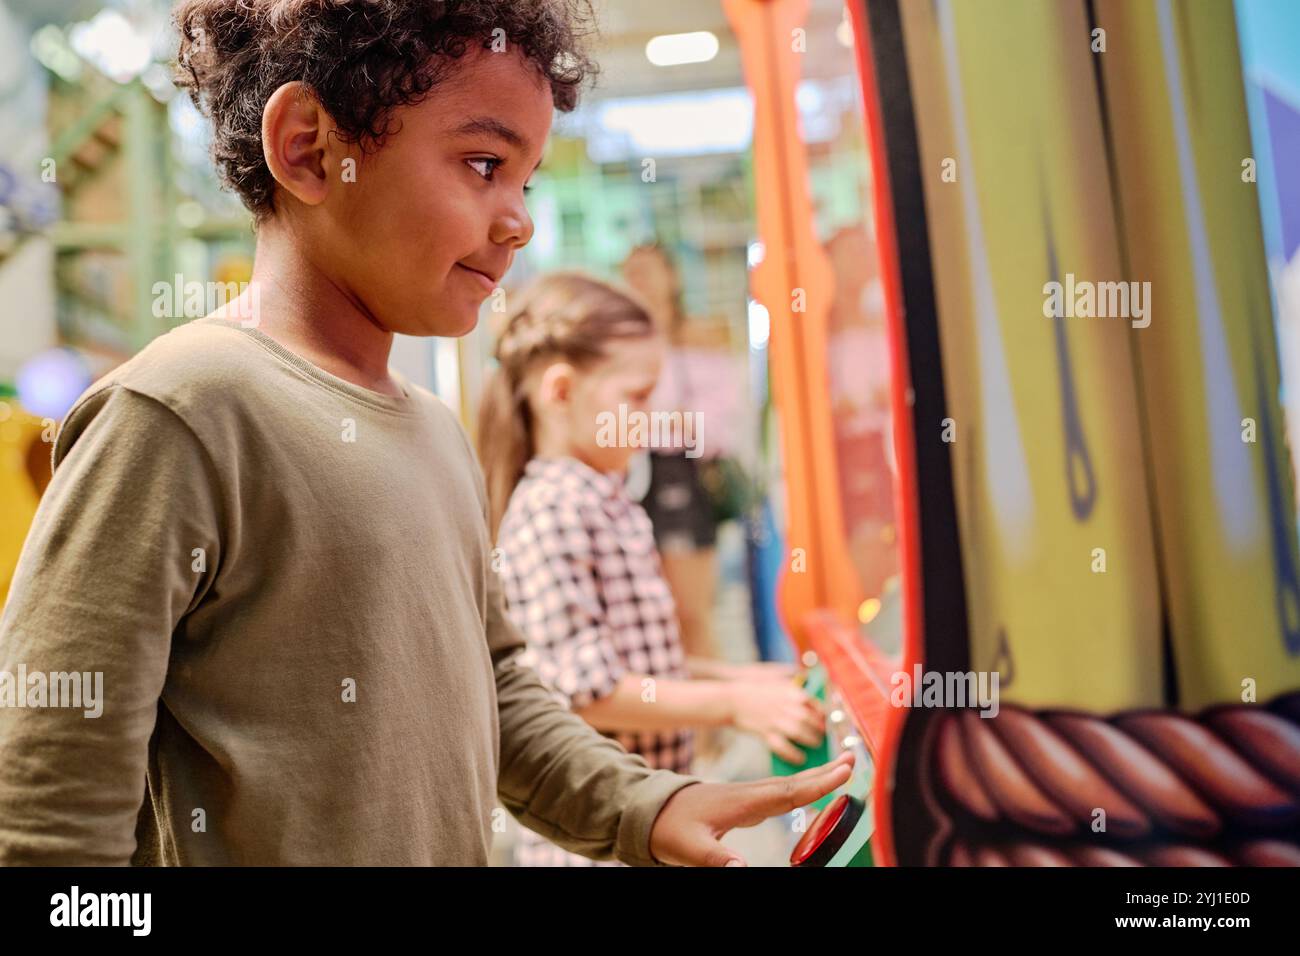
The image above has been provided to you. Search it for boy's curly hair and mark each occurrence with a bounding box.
[173,0,597,219]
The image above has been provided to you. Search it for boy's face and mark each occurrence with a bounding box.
[327,47,552,337]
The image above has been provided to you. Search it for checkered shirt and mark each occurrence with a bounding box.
[498,456,693,867]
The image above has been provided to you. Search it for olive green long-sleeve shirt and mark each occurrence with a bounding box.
[0,318,695,865]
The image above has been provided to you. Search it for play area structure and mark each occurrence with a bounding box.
[736,0,1300,866]
[3,0,1298,869]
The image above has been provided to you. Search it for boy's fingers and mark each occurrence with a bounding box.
[690,838,747,868]
[731,753,854,827]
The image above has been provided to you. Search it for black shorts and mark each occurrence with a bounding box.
[642,452,718,553]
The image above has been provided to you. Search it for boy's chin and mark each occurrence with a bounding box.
[399,304,482,338]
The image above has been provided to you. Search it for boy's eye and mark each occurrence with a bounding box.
[467,157,502,180]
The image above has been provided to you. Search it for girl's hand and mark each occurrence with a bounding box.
[727,681,825,763]
[725,661,797,683]
[649,752,855,866]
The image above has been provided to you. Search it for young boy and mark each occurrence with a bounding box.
[0,0,849,866]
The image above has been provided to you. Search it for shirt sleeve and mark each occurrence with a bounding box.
[498,496,625,711]
[0,384,223,865]
[486,550,698,866]
[443,419,699,865]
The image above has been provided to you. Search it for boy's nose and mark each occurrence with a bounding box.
[491,202,534,250]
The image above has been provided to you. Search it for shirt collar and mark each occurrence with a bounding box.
[525,456,625,501]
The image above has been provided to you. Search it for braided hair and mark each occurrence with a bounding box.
[477,271,655,538]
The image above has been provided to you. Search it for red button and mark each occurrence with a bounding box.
[790,794,851,866]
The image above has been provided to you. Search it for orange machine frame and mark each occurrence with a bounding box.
[724,0,920,867]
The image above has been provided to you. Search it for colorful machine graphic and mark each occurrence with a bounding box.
[734,0,1300,865]
[892,0,1300,867]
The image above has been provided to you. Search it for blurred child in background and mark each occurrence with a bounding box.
[620,244,725,663]
[478,272,824,866]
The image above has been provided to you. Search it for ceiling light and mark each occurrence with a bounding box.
[646,31,719,67]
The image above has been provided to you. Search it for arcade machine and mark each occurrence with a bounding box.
[727,0,903,865]
[728,0,1300,866]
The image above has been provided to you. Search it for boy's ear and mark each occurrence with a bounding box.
[261,81,342,210]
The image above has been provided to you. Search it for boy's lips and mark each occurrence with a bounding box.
[456,263,499,294]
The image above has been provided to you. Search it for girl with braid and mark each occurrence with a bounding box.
[478,272,825,866]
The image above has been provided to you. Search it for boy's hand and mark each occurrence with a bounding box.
[648,752,855,866]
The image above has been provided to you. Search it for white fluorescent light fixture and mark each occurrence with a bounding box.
[574,77,858,163]
[646,31,720,67]
[69,10,153,82]
[587,88,753,161]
